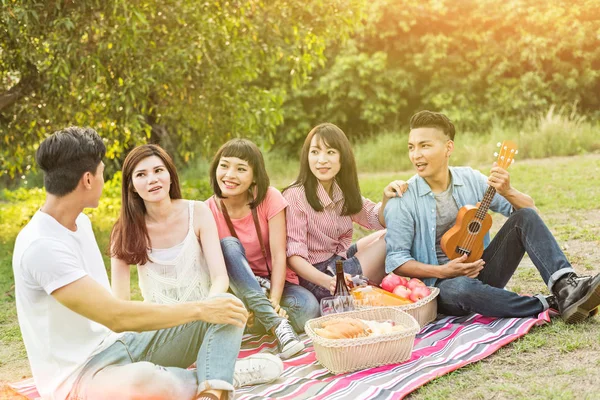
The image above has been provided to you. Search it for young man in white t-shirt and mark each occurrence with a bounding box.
[12,127,283,400]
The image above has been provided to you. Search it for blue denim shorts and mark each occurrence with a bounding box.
[298,243,362,302]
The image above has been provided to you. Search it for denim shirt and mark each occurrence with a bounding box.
[384,166,514,286]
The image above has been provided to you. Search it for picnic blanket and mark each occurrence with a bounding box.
[9,311,550,400]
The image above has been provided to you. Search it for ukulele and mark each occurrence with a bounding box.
[440,140,518,262]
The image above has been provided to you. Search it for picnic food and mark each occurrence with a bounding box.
[313,317,405,339]
[314,317,369,339]
[409,285,431,302]
[351,286,414,306]
[406,278,426,290]
[380,274,431,302]
[381,274,405,292]
[393,285,412,299]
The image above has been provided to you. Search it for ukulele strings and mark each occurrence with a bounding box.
[459,193,492,254]
[455,143,513,257]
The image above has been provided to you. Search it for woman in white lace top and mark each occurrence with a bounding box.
[110,145,228,302]
[109,144,285,398]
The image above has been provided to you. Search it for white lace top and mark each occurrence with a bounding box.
[137,201,211,304]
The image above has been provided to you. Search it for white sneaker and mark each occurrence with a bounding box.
[233,353,284,388]
[274,319,305,359]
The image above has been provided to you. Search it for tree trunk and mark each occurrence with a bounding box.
[0,63,39,113]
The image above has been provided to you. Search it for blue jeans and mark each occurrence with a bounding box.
[69,293,243,400]
[298,243,362,302]
[221,237,320,333]
[436,208,574,318]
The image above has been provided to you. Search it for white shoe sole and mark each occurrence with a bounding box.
[279,340,305,360]
[233,353,284,388]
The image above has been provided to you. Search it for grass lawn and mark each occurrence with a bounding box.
[1,154,600,399]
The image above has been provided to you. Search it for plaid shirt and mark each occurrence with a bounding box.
[284,181,383,264]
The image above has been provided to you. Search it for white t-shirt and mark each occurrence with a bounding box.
[12,211,119,400]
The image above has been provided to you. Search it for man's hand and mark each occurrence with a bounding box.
[384,180,409,199]
[488,162,512,196]
[198,296,249,328]
[443,254,485,278]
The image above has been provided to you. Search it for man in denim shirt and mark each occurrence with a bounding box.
[384,110,600,323]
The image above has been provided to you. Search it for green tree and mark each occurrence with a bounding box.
[278,0,600,147]
[1,0,366,180]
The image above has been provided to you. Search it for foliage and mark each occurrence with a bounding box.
[264,106,600,186]
[0,0,367,179]
[277,0,600,147]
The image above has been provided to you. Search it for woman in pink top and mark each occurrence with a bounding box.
[283,123,407,301]
[206,139,319,359]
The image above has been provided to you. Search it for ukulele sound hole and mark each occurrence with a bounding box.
[467,220,482,234]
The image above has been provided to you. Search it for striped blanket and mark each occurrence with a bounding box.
[9,311,549,400]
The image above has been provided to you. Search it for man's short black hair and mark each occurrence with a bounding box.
[35,127,106,196]
[409,110,456,140]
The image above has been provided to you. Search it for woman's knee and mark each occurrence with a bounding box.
[282,286,320,332]
[210,292,239,302]
[220,236,245,256]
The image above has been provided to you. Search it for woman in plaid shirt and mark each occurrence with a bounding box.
[283,123,406,301]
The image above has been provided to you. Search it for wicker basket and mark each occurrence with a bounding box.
[304,307,420,374]
[396,287,439,328]
[354,286,439,328]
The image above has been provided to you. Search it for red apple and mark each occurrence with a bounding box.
[396,276,409,287]
[393,285,412,299]
[406,278,426,290]
[409,285,431,302]
[381,273,404,292]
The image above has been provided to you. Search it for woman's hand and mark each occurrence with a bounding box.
[383,180,408,199]
[380,180,409,227]
[270,297,288,319]
[327,273,353,295]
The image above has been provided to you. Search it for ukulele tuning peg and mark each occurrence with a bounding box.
[511,159,515,164]
[503,145,508,150]
[494,152,499,157]
[497,142,501,147]
[515,150,519,155]
[510,149,515,153]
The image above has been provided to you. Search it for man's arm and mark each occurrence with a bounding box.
[384,196,484,279]
[394,256,484,279]
[488,163,537,212]
[500,187,536,211]
[379,179,409,227]
[52,276,248,332]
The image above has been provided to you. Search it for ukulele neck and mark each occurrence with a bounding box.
[475,186,496,220]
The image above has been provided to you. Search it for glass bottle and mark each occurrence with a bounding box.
[333,260,354,311]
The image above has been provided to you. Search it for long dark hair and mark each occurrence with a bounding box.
[110,144,182,265]
[284,123,362,215]
[209,139,270,209]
